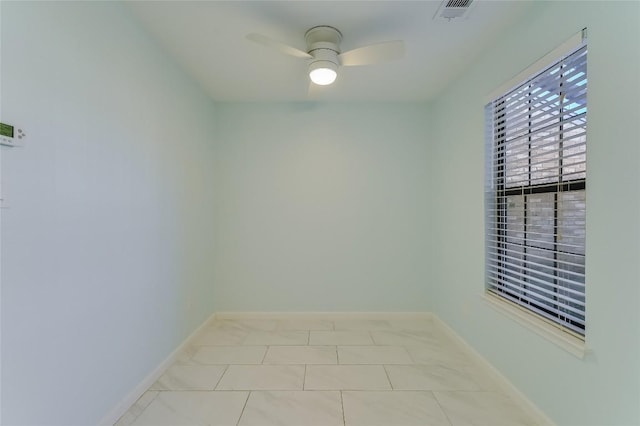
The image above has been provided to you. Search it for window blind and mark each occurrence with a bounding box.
[485,42,587,337]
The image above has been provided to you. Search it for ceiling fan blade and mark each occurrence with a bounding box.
[339,40,405,66]
[246,33,312,59]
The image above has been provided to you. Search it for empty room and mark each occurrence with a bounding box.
[1,1,639,425]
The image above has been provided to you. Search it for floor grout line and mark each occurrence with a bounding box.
[113,390,160,426]
[119,320,539,425]
[213,364,230,390]
[235,391,251,426]
[400,345,415,364]
[303,364,307,390]
[431,391,454,426]
[382,364,394,390]
[260,346,269,364]
[367,330,376,346]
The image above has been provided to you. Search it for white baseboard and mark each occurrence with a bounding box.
[214,311,434,321]
[432,316,556,426]
[99,312,217,426]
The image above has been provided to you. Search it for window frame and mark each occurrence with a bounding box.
[484,30,588,348]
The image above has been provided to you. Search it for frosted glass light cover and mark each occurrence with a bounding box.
[309,68,337,85]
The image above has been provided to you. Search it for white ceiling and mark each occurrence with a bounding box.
[127,1,534,102]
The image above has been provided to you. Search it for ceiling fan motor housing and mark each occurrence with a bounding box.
[305,26,342,69]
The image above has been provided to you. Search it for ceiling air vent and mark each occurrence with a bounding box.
[434,0,476,21]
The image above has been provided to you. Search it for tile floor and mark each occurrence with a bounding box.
[115,318,540,426]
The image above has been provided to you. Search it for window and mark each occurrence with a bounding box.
[485,35,587,338]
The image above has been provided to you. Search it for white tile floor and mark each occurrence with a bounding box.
[115,318,540,426]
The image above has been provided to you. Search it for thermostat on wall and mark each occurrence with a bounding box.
[0,122,26,147]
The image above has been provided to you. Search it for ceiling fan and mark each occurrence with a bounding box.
[246,26,405,87]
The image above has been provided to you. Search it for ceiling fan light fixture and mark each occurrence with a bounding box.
[246,25,405,90]
[309,60,337,85]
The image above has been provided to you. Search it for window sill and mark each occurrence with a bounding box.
[483,292,589,359]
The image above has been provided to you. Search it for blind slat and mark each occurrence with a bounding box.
[486,265,586,304]
[487,291,585,327]
[500,84,587,131]
[486,251,585,283]
[488,289,586,335]
[493,124,587,154]
[487,275,586,318]
[484,240,586,269]
[488,240,584,270]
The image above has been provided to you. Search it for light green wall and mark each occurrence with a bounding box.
[211,102,434,312]
[429,1,640,424]
[1,2,218,424]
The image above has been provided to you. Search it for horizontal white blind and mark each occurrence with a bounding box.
[485,42,587,337]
